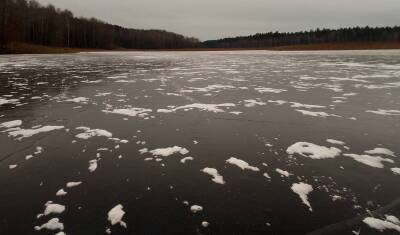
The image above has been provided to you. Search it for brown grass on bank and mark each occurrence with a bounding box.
[1,42,99,54]
[1,41,400,54]
[268,41,400,51]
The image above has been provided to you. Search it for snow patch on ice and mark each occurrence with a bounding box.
[201,167,225,184]
[76,127,112,139]
[365,148,396,157]
[226,157,259,171]
[291,182,313,211]
[149,146,189,157]
[363,216,400,232]
[8,126,64,139]
[108,204,127,228]
[343,154,394,168]
[287,142,341,159]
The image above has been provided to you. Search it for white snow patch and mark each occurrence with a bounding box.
[34,218,64,231]
[43,202,65,216]
[66,181,82,188]
[275,168,291,177]
[103,107,152,118]
[295,109,340,118]
[56,189,67,196]
[201,167,225,184]
[291,182,313,211]
[366,109,400,116]
[88,159,98,172]
[180,157,194,163]
[343,154,394,168]
[243,99,266,107]
[365,148,396,157]
[159,103,235,113]
[0,120,22,128]
[287,142,341,159]
[8,126,64,139]
[255,87,286,93]
[391,168,400,175]
[226,157,259,171]
[65,97,89,103]
[190,205,203,213]
[326,139,346,145]
[108,204,127,228]
[150,146,189,157]
[363,217,400,232]
[75,127,112,139]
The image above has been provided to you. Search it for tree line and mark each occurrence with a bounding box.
[203,26,400,48]
[0,0,200,51]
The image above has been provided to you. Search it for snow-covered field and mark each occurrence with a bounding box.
[0,50,400,234]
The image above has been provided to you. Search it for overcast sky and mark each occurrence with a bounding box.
[37,0,400,41]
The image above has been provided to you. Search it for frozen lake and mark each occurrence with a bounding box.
[0,50,400,235]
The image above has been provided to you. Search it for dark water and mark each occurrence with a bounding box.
[0,51,400,235]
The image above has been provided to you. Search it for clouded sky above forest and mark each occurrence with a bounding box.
[37,0,400,40]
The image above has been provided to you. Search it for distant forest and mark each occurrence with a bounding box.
[0,0,199,51]
[1,0,400,52]
[203,26,400,48]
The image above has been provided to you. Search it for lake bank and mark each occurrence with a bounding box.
[1,41,400,55]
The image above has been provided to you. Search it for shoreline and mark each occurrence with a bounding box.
[1,41,400,55]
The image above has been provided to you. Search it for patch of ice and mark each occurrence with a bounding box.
[291,182,313,211]
[149,146,189,157]
[201,167,225,184]
[226,157,259,171]
[108,204,127,228]
[287,142,341,159]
